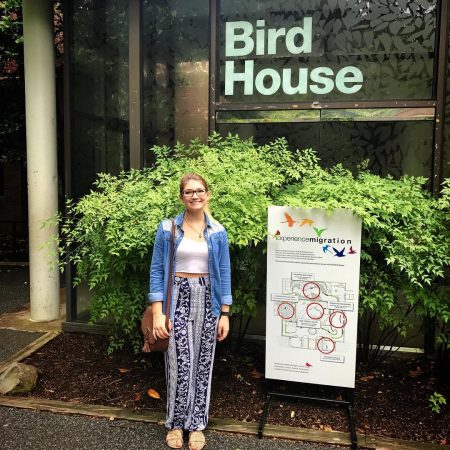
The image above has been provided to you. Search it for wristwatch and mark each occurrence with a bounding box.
[220,311,230,317]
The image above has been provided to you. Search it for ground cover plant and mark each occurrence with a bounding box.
[56,134,450,371]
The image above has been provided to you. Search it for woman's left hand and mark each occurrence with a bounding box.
[217,315,229,342]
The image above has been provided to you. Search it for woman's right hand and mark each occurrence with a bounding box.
[152,313,171,340]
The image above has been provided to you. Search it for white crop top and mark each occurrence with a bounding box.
[175,237,209,273]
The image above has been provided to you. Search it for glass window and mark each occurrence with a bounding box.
[218,121,433,178]
[70,0,129,198]
[219,0,437,103]
[143,0,209,166]
[217,108,434,123]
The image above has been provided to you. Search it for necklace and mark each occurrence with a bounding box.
[184,218,204,239]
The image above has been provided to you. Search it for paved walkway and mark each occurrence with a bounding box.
[0,406,343,450]
[0,328,43,361]
[0,264,29,315]
[0,262,64,334]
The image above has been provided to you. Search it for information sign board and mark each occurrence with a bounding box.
[266,206,362,388]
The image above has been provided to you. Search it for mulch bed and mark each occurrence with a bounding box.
[16,332,450,445]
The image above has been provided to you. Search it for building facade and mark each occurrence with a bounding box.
[63,0,450,324]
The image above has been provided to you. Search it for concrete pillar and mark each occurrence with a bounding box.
[23,0,60,321]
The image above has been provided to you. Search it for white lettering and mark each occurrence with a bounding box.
[255,68,281,95]
[267,28,286,55]
[282,68,309,94]
[225,60,254,95]
[225,21,254,57]
[285,17,312,54]
[256,20,265,56]
[223,18,364,97]
[335,66,363,94]
[310,67,334,94]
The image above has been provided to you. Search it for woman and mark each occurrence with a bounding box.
[147,173,232,450]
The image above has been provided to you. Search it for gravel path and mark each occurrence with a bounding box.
[0,265,29,314]
[0,406,345,450]
[0,329,43,362]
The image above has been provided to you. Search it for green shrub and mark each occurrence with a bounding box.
[275,165,450,366]
[58,134,450,356]
[59,134,318,352]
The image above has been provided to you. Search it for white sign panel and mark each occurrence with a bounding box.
[265,206,362,388]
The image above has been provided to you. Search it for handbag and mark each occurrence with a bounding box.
[141,220,175,352]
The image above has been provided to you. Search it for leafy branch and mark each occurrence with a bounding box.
[58,134,450,356]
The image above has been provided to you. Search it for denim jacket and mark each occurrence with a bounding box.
[148,212,232,321]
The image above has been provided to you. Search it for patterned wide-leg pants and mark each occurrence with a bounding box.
[164,276,218,431]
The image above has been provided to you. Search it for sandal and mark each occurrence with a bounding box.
[166,429,183,449]
[188,431,205,450]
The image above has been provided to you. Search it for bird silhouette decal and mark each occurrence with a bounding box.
[274,230,281,236]
[313,227,327,237]
[348,246,357,254]
[299,218,314,227]
[322,245,332,254]
[305,362,313,367]
[333,247,346,257]
[281,212,296,227]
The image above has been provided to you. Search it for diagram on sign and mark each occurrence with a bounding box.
[271,274,356,363]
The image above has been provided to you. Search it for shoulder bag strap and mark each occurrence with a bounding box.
[164,220,175,327]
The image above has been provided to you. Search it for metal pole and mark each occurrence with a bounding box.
[129,0,143,169]
[62,0,77,322]
[432,0,449,195]
[23,0,60,321]
[208,0,218,134]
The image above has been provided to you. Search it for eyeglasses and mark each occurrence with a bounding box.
[182,188,207,197]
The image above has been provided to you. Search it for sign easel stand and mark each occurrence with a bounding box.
[258,380,357,449]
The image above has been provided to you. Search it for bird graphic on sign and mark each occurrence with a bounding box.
[281,212,296,227]
[313,227,327,237]
[322,245,332,254]
[348,246,357,254]
[299,218,314,227]
[333,247,346,257]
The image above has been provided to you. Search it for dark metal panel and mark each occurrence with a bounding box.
[62,0,77,322]
[432,0,441,99]
[432,0,449,195]
[208,0,218,134]
[129,0,143,169]
[216,100,437,111]
[63,0,72,208]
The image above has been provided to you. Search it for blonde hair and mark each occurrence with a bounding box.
[179,172,209,196]
[179,173,213,219]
